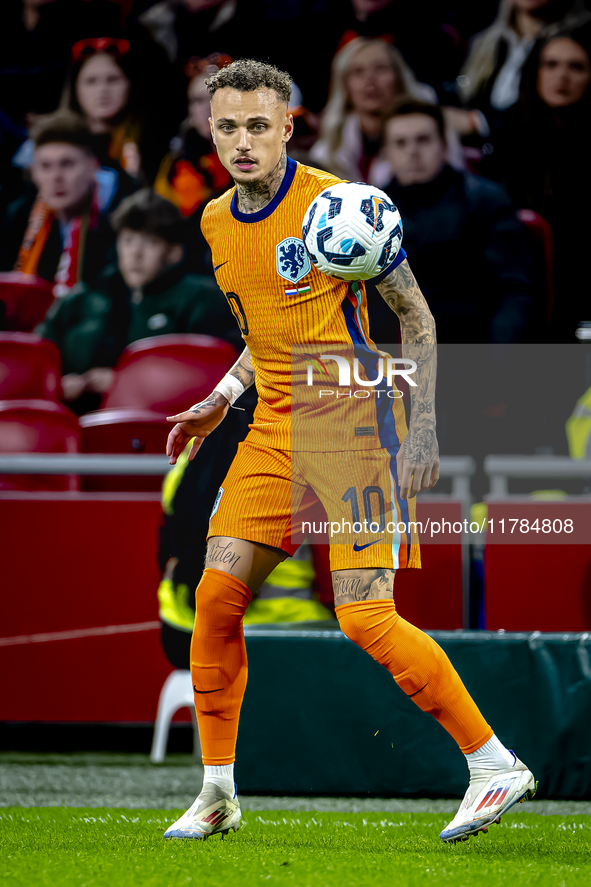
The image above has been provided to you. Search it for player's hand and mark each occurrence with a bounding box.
[396,428,440,499]
[166,393,230,464]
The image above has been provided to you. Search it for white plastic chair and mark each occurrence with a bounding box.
[150,670,201,763]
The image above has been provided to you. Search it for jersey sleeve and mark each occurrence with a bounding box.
[200,201,215,247]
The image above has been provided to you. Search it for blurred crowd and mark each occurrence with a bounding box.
[2,0,591,406]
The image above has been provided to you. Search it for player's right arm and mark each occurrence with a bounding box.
[166,346,256,464]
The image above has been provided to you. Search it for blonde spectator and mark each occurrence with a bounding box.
[309,37,436,186]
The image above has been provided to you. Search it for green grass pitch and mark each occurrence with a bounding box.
[2,807,591,887]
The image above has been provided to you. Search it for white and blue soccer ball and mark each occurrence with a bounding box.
[302,182,403,281]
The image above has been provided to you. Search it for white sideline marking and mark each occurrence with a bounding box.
[0,621,161,647]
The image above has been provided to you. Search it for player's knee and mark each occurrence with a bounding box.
[336,599,399,649]
[194,570,250,635]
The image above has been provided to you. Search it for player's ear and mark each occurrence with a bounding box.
[282,112,294,144]
[209,116,216,145]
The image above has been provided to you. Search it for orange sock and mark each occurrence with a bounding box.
[190,568,252,765]
[336,600,492,754]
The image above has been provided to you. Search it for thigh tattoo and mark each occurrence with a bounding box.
[332,568,395,605]
[205,539,242,573]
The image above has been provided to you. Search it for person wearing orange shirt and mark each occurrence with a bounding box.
[163,59,536,845]
[155,55,232,218]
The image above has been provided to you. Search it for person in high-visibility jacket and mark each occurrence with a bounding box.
[566,385,591,460]
[157,391,333,669]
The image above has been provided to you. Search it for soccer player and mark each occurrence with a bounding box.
[164,60,535,843]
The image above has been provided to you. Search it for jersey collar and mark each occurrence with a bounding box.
[230,156,297,223]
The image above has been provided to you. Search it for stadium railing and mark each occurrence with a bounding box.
[485,453,591,497]
[0,453,476,627]
[0,452,475,483]
[0,453,171,475]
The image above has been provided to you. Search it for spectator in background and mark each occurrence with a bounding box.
[38,188,238,411]
[309,37,436,185]
[60,37,144,179]
[0,111,118,296]
[376,100,532,344]
[492,24,591,341]
[459,0,585,129]
[154,54,232,217]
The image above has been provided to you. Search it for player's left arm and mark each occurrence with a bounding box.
[376,258,439,499]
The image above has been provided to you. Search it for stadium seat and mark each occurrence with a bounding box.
[150,670,200,764]
[0,272,54,332]
[79,408,170,491]
[101,334,239,415]
[0,399,80,491]
[516,209,554,327]
[0,332,62,401]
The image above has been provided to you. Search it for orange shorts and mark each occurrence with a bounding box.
[208,439,420,572]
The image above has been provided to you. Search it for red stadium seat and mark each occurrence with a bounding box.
[516,209,554,326]
[0,272,54,332]
[0,332,62,401]
[101,334,239,415]
[79,408,170,491]
[0,399,80,491]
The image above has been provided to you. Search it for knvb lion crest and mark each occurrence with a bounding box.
[276,237,311,283]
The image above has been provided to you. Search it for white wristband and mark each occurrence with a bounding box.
[213,373,245,406]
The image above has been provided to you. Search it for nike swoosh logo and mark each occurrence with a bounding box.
[193,686,224,694]
[353,540,381,551]
[213,261,229,273]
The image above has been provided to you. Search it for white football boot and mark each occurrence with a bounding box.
[440,753,537,843]
[164,784,242,840]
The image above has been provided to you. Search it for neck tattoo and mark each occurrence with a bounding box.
[236,147,287,214]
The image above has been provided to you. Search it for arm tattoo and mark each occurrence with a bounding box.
[376,260,438,465]
[235,146,287,214]
[332,568,394,605]
[228,346,256,389]
[191,392,222,414]
[376,260,436,346]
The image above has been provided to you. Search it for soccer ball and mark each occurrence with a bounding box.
[302,182,403,281]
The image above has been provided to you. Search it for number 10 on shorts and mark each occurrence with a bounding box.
[342,485,386,534]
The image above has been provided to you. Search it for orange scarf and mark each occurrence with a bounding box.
[15,192,97,296]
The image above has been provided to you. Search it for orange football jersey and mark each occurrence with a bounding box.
[201,158,408,452]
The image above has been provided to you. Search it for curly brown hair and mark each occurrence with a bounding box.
[205,58,292,104]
